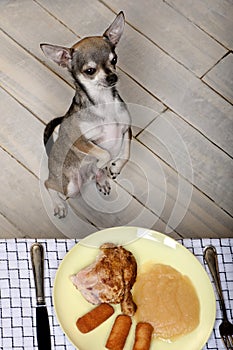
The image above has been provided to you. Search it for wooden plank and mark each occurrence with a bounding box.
[103,0,226,77]
[68,179,181,238]
[36,0,112,37]
[0,145,97,238]
[173,188,233,238]
[0,147,61,238]
[166,0,233,50]
[0,0,78,85]
[0,31,74,124]
[36,0,233,156]
[138,109,233,216]
[203,53,233,104]
[0,88,44,176]
[125,140,233,237]
[118,71,166,135]
[116,24,233,157]
[0,213,25,238]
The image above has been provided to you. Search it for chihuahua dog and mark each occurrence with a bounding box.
[41,12,132,218]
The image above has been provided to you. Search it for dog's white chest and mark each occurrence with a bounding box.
[100,123,124,155]
[80,101,130,157]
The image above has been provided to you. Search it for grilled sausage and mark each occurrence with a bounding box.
[132,322,154,350]
[106,314,132,349]
[76,303,114,333]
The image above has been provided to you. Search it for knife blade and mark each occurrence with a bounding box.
[30,243,51,350]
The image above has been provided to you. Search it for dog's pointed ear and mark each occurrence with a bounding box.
[103,11,125,46]
[40,43,72,68]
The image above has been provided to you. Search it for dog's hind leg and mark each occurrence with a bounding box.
[66,172,82,198]
[47,188,68,218]
[45,169,82,218]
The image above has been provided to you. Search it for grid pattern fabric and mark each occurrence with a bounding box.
[0,238,232,350]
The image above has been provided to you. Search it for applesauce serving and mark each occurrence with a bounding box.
[133,263,200,341]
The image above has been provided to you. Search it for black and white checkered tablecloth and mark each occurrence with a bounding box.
[0,238,232,350]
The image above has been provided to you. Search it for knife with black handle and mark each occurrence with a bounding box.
[30,243,51,350]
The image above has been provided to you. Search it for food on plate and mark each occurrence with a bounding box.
[76,303,114,333]
[132,322,154,350]
[106,314,132,350]
[71,243,137,316]
[133,263,200,340]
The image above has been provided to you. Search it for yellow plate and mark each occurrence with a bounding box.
[53,227,216,350]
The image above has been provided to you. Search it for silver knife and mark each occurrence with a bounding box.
[30,243,51,350]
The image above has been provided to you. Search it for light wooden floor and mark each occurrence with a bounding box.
[1,0,233,239]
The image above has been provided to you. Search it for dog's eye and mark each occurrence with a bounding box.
[84,68,96,75]
[111,56,117,65]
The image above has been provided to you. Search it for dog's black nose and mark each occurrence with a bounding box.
[106,73,118,85]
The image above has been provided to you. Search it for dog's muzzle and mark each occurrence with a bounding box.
[106,73,118,86]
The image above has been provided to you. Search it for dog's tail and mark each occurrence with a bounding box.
[44,116,64,156]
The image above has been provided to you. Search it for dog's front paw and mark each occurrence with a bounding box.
[96,168,111,195]
[96,179,111,195]
[54,201,68,218]
[109,162,121,179]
